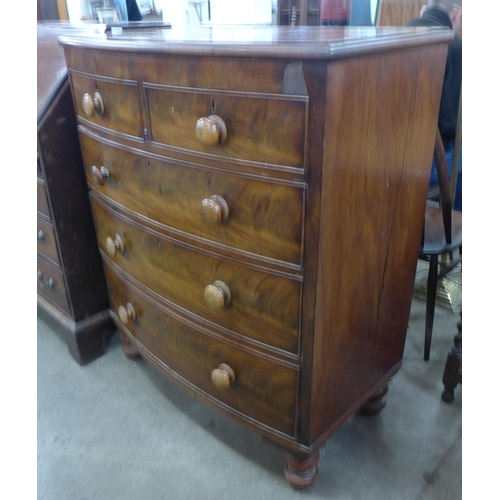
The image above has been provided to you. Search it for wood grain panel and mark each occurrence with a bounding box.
[105,262,299,437]
[309,46,447,442]
[63,48,292,94]
[91,194,302,354]
[146,84,308,168]
[79,132,305,267]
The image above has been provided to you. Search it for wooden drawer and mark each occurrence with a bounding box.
[37,178,50,218]
[91,194,301,354]
[37,257,70,314]
[104,261,298,437]
[70,72,143,139]
[145,83,308,169]
[37,217,60,266]
[80,132,305,267]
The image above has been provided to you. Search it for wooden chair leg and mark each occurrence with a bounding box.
[424,255,439,361]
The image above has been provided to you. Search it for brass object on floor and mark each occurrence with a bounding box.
[413,270,462,313]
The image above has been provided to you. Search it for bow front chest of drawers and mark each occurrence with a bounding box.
[59,25,452,488]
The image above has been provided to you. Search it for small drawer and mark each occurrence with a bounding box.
[145,83,307,169]
[79,133,305,267]
[91,195,301,354]
[37,178,50,218]
[37,257,70,314]
[70,72,143,139]
[37,217,60,266]
[105,262,298,437]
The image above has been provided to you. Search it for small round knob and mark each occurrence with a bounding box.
[201,195,229,225]
[211,364,235,389]
[37,229,45,241]
[82,91,104,117]
[195,115,227,146]
[204,280,231,309]
[106,234,124,257]
[118,303,136,325]
[91,165,110,186]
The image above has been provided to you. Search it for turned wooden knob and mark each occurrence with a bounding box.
[82,91,104,117]
[105,234,124,257]
[201,195,229,225]
[118,303,136,325]
[91,165,110,186]
[204,280,231,309]
[195,115,227,146]
[211,363,235,389]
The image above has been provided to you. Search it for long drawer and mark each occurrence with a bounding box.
[145,84,308,168]
[91,193,301,355]
[80,132,305,267]
[37,257,70,314]
[104,260,299,437]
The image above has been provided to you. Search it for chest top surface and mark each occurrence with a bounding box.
[58,24,453,60]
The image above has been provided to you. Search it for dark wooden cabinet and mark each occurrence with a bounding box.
[37,24,113,365]
[60,25,452,487]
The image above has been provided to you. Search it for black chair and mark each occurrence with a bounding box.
[419,130,462,361]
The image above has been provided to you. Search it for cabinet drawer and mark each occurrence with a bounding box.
[92,195,301,354]
[70,72,143,139]
[37,217,60,266]
[145,84,307,169]
[37,178,50,218]
[37,257,70,314]
[80,133,305,267]
[105,262,298,437]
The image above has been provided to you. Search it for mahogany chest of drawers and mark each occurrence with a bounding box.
[59,25,452,488]
[38,24,113,365]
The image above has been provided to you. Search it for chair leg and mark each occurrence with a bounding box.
[424,255,439,361]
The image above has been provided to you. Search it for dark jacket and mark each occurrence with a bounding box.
[407,8,462,145]
[126,0,143,21]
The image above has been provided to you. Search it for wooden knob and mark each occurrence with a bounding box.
[105,234,124,257]
[201,195,229,225]
[195,115,227,146]
[82,91,104,117]
[211,364,235,389]
[118,303,136,325]
[91,165,110,186]
[204,280,231,309]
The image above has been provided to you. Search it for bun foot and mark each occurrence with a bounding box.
[284,452,319,490]
[119,331,141,359]
[359,385,389,416]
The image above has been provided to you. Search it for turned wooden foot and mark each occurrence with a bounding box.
[119,331,141,359]
[284,452,319,490]
[359,385,389,416]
